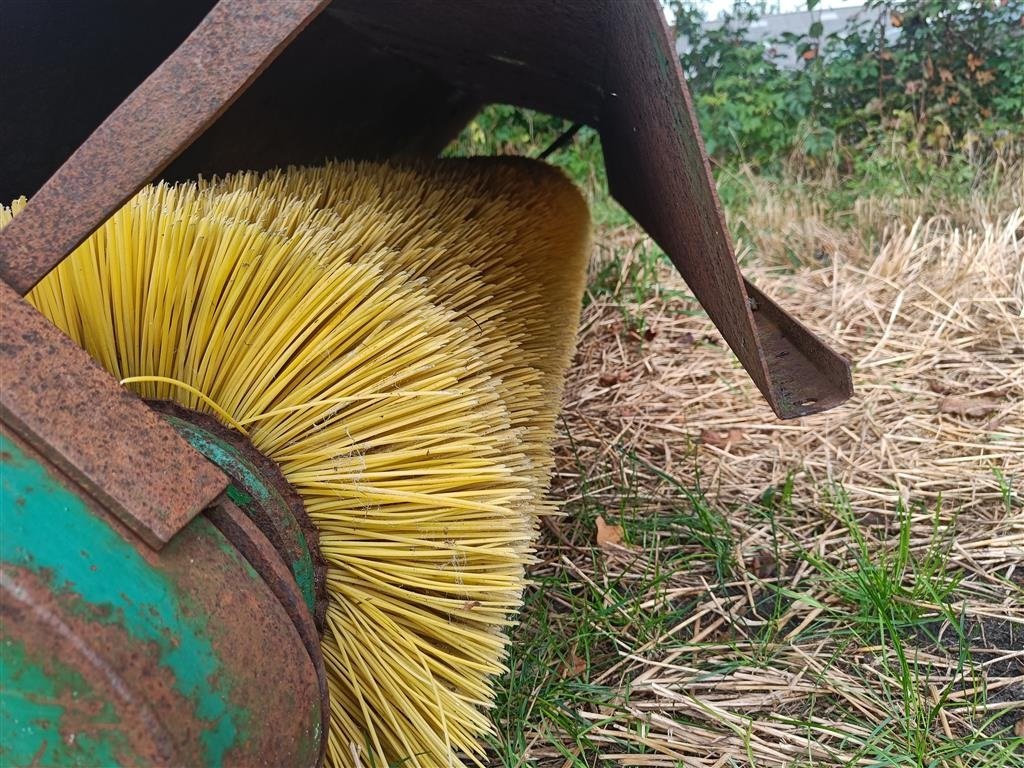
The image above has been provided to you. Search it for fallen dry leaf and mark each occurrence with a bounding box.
[561,650,587,679]
[700,428,746,448]
[749,550,779,579]
[1016,717,1024,738]
[598,370,631,387]
[938,396,1001,418]
[595,515,625,549]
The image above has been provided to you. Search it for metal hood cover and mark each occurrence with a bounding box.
[1,0,852,428]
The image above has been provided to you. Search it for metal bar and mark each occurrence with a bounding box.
[600,0,852,418]
[0,283,227,549]
[0,0,329,295]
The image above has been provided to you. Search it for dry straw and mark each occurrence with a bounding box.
[543,185,1023,764]
[562,207,1022,516]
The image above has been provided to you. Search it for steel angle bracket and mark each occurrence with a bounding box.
[600,1,853,418]
[329,0,853,418]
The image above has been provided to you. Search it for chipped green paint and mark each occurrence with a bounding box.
[162,414,318,614]
[0,433,244,765]
[1,639,127,766]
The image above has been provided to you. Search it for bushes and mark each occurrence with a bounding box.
[671,0,1024,169]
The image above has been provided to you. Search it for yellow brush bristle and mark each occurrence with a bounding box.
[209,159,592,512]
[6,158,590,768]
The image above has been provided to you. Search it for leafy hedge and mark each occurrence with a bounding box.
[671,0,1024,168]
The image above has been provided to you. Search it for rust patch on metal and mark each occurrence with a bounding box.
[0,0,329,295]
[2,428,324,767]
[1,565,200,766]
[169,509,323,767]
[0,283,227,548]
[205,499,330,768]
[744,280,853,415]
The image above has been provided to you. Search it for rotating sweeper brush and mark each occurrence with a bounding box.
[5,158,591,766]
[0,1,853,767]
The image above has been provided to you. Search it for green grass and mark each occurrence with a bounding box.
[486,451,1023,767]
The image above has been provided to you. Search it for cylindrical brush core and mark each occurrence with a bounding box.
[149,399,327,630]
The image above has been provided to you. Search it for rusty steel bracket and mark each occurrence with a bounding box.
[330,0,853,419]
[0,283,227,549]
[599,1,853,417]
[0,0,329,296]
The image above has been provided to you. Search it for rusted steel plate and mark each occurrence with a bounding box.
[0,283,227,548]
[328,0,606,125]
[2,427,324,767]
[599,0,853,418]
[0,0,329,296]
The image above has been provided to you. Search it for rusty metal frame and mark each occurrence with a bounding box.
[0,0,851,549]
[600,1,852,417]
[330,0,853,419]
[0,0,328,545]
